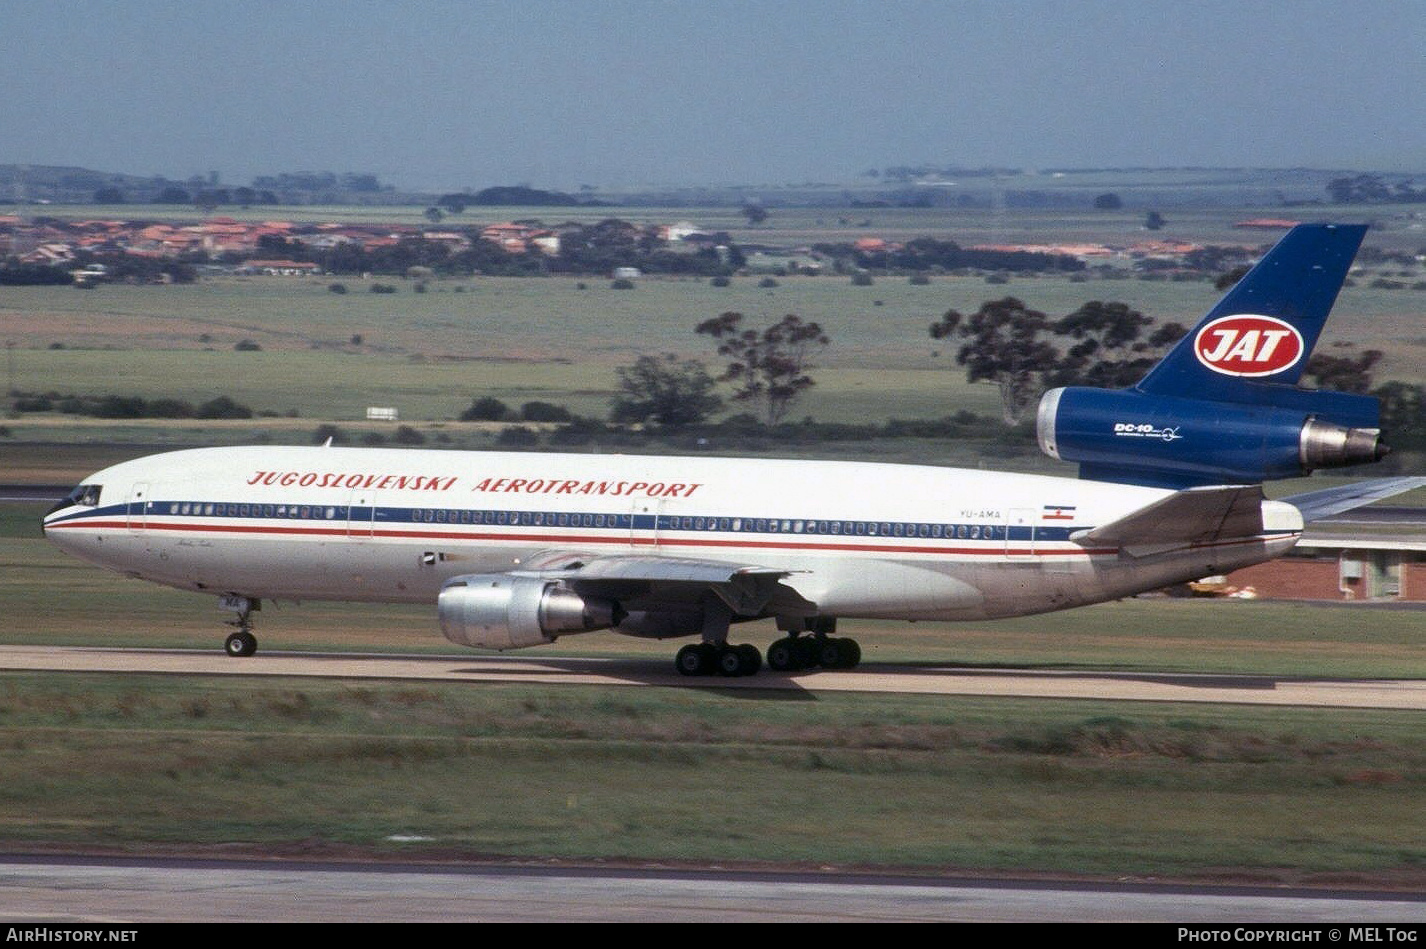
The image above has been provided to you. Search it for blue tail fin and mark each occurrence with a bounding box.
[1135,223,1367,403]
[1037,223,1388,488]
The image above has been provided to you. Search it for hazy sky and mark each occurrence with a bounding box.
[3,0,1423,190]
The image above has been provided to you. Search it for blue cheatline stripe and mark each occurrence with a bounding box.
[50,497,1094,543]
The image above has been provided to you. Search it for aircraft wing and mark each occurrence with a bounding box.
[508,550,804,618]
[513,552,793,584]
[1279,476,1426,523]
[1072,484,1268,554]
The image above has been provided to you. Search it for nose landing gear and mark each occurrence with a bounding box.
[218,595,260,657]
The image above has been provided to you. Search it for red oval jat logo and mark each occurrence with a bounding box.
[1194,314,1305,377]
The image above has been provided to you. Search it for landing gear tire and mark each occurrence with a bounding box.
[224,630,257,658]
[675,643,717,676]
[818,637,861,670]
[716,644,761,677]
[768,635,861,671]
[767,637,802,672]
[678,643,761,677]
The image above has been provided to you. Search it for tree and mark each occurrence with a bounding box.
[610,353,722,429]
[437,193,471,214]
[696,313,829,425]
[194,190,226,213]
[1145,211,1166,230]
[1093,192,1122,210]
[1304,343,1383,394]
[520,401,574,423]
[1050,300,1167,389]
[1327,174,1393,204]
[197,396,253,419]
[1372,381,1426,450]
[741,204,769,226]
[460,397,512,421]
[930,298,1058,424]
[1215,264,1251,291]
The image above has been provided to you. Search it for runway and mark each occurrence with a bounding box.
[1,645,1423,709]
[2,856,1423,922]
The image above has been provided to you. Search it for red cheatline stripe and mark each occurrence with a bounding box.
[46,516,1295,558]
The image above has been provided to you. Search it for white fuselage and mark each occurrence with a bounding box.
[43,445,1302,630]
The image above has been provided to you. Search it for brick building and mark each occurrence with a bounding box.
[1226,515,1426,601]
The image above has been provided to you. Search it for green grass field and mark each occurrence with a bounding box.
[5,270,1425,432]
[0,673,1421,879]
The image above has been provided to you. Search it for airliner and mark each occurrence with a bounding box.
[42,224,1423,676]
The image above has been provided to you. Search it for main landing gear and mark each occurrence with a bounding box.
[766,634,861,672]
[674,642,762,677]
[673,598,762,677]
[767,616,860,672]
[671,613,861,677]
[219,595,260,657]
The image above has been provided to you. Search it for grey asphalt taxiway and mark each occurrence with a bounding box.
[1,857,1424,922]
[0,645,1423,709]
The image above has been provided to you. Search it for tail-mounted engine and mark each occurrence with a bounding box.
[439,574,624,649]
[1037,386,1388,488]
[1034,224,1392,488]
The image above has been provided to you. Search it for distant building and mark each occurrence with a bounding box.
[244,260,320,276]
[1226,512,1426,601]
[1234,219,1300,230]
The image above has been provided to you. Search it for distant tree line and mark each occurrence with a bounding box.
[77,252,198,284]
[434,186,608,212]
[96,177,618,209]
[0,263,74,285]
[811,237,1086,275]
[258,218,744,278]
[0,255,197,285]
[11,392,253,419]
[1326,174,1426,204]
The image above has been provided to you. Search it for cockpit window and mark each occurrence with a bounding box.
[48,484,100,516]
[68,484,101,507]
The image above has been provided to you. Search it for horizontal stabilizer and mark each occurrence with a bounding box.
[1073,485,1267,549]
[1280,477,1426,523]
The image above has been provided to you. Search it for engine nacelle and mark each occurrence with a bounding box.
[438,574,622,650]
[1037,386,1387,488]
[612,609,706,639]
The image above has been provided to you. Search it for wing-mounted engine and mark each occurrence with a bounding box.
[438,574,623,650]
[1037,386,1387,488]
